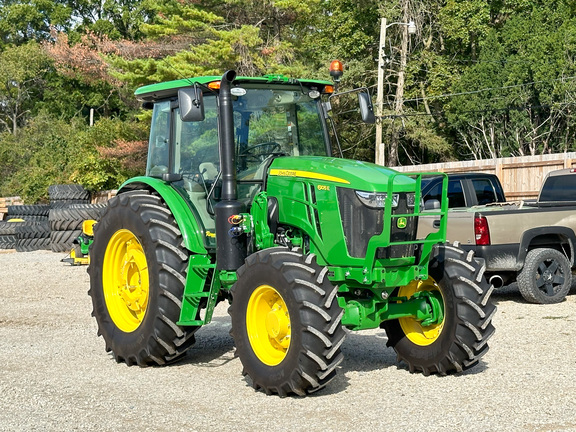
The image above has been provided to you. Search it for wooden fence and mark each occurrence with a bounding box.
[392,152,576,201]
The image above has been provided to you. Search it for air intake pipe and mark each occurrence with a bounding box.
[214,70,247,271]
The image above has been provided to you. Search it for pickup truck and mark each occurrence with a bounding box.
[420,168,576,304]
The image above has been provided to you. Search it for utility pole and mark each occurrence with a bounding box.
[390,0,411,167]
[375,18,388,167]
[374,9,415,167]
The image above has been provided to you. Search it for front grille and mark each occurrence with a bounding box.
[337,188,418,259]
[337,188,383,258]
[378,195,418,259]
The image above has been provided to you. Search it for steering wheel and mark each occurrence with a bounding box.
[238,142,283,163]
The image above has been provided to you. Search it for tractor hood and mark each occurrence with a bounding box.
[267,156,417,192]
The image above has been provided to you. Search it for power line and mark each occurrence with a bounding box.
[401,75,576,104]
[379,100,576,120]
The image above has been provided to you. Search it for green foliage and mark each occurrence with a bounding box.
[3,0,576,201]
[70,117,149,191]
[0,113,148,202]
[445,1,576,158]
[0,114,83,202]
[0,42,52,133]
[0,0,73,46]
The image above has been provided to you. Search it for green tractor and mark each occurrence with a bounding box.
[88,68,495,396]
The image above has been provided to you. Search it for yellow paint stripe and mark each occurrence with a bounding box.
[269,169,350,184]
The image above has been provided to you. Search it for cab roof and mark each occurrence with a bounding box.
[134,75,333,102]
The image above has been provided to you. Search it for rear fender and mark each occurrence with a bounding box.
[118,177,207,254]
[518,227,576,268]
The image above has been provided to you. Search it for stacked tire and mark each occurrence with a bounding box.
[3,205,51,251]
[0,221,18,250]
[49,203,105,252]
[49,184,91,252]
[15,221,51,251]
[48,184,90,208]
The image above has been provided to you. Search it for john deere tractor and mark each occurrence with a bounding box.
[88,67,495,396]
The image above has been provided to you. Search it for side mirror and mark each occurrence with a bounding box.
[358,92,375,124]
[178,86,205,122]
[424,199,441,210]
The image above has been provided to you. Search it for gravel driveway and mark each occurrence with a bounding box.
[1,250,576,432]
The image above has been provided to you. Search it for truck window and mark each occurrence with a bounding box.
[539,175,576,201]
[423,179,466,208]
[447,180,466,207]
[472,178,497,205]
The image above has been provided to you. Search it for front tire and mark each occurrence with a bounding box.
[88,190,198,365]
[517,248,572,304]
[230,248,346,396]
[383,244,496,375]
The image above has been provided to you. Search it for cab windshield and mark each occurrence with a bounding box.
[147,85,330,184]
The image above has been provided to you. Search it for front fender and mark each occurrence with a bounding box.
[118,177,207,255]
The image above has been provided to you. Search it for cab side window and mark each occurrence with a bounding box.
[447,180,466,207]
[472,179,496,205]
[424,179,465,208]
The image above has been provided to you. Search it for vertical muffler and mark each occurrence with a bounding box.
[214,70,247,271]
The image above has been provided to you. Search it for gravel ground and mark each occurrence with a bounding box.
[2,250,576,431]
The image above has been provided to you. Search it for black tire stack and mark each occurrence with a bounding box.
[48,184,93,253]
[2,204,51,251]
[0,184,107,253]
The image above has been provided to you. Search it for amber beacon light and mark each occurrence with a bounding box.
[329,60,344,82]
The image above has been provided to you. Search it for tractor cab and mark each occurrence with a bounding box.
[139,76,340,240]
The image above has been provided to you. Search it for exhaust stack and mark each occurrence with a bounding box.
[214,70,247,271]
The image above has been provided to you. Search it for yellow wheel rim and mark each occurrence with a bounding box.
[246,285,291,366]
[103,229,149,333]
[398,278,445,346]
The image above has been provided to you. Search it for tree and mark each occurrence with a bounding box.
[446,1,576,158]
[0,42,51,134]
[0,0,73,46]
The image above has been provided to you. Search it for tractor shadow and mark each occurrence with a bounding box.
[318,330,489,396]
[177,315,236,368]
[173,314,489,396]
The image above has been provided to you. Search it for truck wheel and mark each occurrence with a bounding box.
[230,248,345,396]
[88,190,198,366]
[383,244,495,375]
[517,248,572,304]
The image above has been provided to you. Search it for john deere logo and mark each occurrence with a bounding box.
[397,217,407,229]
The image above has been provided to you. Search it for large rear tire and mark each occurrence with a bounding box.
[230,248,346,396]
[383,243,496,375]
[88,190,198,365]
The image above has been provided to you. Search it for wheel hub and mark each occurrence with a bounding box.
[265,302,290,340]
[246,285,291,366]
[103,229,149,333]
[118,244,148,313]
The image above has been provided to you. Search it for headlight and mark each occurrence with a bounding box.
[355,191,398,209]
[406,192,424,208]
